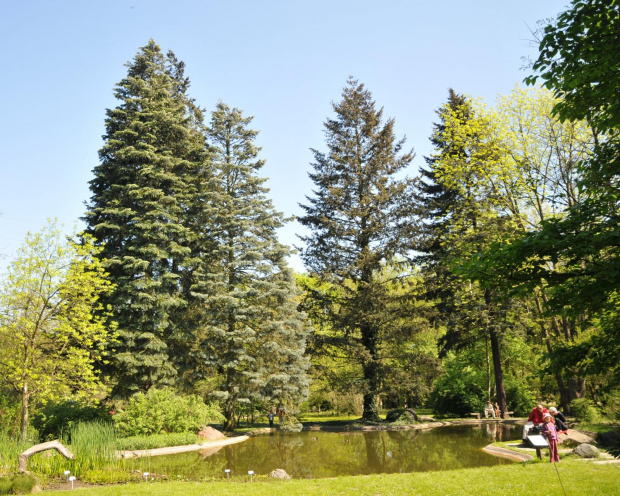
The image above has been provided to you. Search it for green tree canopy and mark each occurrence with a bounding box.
[0,221,115,440]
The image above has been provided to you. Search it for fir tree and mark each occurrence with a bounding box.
[84,40,208,395]
[298,79,416,421]
[202,102,309,430]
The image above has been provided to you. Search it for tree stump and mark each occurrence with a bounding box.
[19,440,75,473]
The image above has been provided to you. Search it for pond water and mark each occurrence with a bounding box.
[131,423,522,479]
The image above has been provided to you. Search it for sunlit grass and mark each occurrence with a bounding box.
[40,458,620,496]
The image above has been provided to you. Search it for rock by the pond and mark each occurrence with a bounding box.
[269,469,291,480]
[198,426,226,441]
[573,443,600,458]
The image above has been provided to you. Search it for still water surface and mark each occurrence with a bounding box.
[134,423,522,479]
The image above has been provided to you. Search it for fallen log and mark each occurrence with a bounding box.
[19,439,75,473]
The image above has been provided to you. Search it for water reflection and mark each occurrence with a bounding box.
[134,424,521,479]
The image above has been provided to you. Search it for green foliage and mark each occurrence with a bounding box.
[115,432,199,450]
[0,474,37,495]
[504,377,536,417]
[299,78,418,421]
[526,0,620,132]
[0,221,115,440]
[200,102,310,430]
[570,398,600,423]
[428,365,485,417]
[112,388,223,437]
[32,401,109,442]
[385,408,417,424]
[84,40,208,395]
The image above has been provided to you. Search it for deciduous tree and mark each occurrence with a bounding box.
[0,222,114,441]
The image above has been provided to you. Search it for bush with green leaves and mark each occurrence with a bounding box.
[570,398,600,422]
[113,388,223,437]
[504,377,537,417]
[32,401,109,441]
[428,366,485,417]
[0,474,37,495]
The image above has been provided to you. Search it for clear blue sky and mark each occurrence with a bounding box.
[0,0,568,273]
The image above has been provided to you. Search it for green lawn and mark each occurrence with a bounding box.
[42,459,619,495]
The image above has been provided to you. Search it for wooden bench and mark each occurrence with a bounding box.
[468,412,481,419]
[503,411,514,419]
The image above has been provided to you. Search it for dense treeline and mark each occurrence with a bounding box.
[0,0,618,440]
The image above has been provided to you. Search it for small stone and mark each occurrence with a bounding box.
[572,443,600,458]
[269,468,291,480]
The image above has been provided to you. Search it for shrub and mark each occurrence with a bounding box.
[428,367,485,417]
[113,388,223,437]
[32,401,109,441]
[385,408,418,424]
[0,474,37,495]
[504,377,537,417]
[570,398,600,422]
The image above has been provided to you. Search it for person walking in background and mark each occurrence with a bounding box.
[268,411,274,428]
[541,413,560,462]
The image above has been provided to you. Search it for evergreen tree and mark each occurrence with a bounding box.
[84,40,208,395]
[201,102,309,430]
[299,79,416,421]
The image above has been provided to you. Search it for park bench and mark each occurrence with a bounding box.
[468,412,481,419]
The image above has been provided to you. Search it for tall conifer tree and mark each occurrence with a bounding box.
[202,102,309,430]
[84,40,208,395]
[299,79,416,421]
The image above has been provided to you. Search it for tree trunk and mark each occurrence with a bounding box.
[20,381,30,443]
[489,327,507,416]
[361,324,380,422]
[484,288,507,415]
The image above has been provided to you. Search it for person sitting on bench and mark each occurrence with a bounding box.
[484,400,496,418]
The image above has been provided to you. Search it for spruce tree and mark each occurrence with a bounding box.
[202,102,309,430]
[299,79,416,421]
[84,40,208,395]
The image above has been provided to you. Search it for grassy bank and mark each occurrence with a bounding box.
[42,459,619,495]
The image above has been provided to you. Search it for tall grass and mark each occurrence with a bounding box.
[0,431,31,474]
[27,421,127,480]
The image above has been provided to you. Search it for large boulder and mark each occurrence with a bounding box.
[269,469,291,480]
[572,443,600,458]
[198,426,226,441]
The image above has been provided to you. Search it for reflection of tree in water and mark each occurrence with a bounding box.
[134,426,522,479]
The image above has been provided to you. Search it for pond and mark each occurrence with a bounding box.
[131,423,522,479]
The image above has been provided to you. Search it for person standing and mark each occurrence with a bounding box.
[268,411,274,428]
[541,413,560,462]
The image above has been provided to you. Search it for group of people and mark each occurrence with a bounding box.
[483,400,501,419]
[267,408,286,428]
[522,403,568,463]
